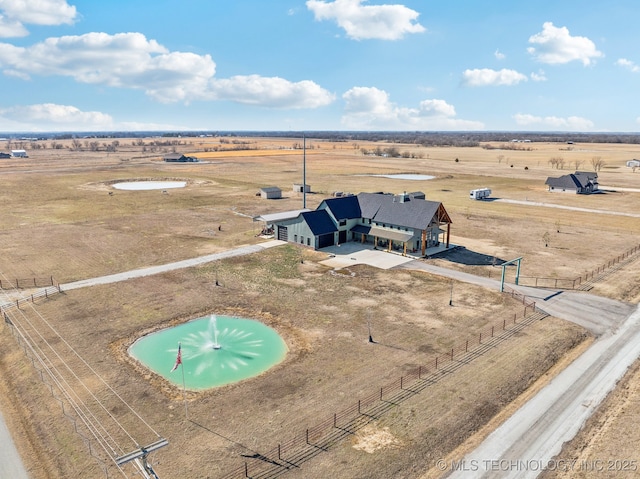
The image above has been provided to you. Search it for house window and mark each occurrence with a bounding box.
[339,220,346,226]
[300,236,304,244]
[367,219,371,224]
[307,238,310,246]
[294,234,297,242]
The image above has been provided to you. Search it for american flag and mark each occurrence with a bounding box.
[170,343,182,372]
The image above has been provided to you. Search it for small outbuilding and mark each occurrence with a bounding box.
[626,159,640,168]
[293,183,311,193]
[259,187,282,199]
[11,149,27,158]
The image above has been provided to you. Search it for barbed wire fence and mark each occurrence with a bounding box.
[0,274,166,479]
[218,296,544,479]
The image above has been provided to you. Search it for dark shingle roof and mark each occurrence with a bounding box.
[301,210,338,235]
[356,192,443,229]
[545,174,583,189]
[322,195,362,220]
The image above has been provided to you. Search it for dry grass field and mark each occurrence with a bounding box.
[0,136,639,478]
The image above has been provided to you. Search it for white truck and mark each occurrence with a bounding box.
[469,188,491,200]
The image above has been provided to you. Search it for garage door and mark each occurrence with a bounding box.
[318,233,334,248]
[277,226,288,241]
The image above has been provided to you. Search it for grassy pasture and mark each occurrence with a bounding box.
[0,136,639,478]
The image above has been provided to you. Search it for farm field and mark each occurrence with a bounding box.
[0,135,639,478]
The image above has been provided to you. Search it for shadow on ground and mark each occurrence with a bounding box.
[429,246,507,266]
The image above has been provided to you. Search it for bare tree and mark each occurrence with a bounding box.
[574,159,584,170]
[71,139,83,151]
[549,157,565,169]
[591,156,605,171]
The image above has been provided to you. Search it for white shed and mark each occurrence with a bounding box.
[259,187,282,199]
[11,149,28,158]
[626,159,640,168]
[293,183,310,193]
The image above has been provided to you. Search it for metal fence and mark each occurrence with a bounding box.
[218,297,542,479]
[518,243,640,290]
[0,276,58,290]
[0,281,61,313]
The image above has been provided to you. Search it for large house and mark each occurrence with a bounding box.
[267,191,452,256]
[545,171,598,194]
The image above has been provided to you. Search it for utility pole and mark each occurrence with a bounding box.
[302,133,306,209]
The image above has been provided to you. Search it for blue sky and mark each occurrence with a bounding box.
[0,0,639,132]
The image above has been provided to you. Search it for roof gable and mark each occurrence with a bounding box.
[321,195,362,221]
[356,192,448,229]
[301,210,338,235]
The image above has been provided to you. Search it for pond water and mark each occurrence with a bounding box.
[112,181,186,190]
[370,174,435,180]
[129,315,287,390]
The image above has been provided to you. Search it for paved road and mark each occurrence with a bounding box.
[394,260,640,479]
[446,305,640,479]
[397,261,635,336]
[0,409,30,479]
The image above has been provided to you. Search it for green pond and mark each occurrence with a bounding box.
[129,315,287,390]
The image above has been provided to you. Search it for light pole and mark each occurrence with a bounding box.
[367,318,374,343]
[449,280,453,306]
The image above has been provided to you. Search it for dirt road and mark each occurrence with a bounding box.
[445,305,640,479]
[397,261,639,479]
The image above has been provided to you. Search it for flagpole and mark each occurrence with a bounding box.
[181,360,188,420]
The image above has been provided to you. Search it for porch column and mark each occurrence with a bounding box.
[403,242,407,256]
[446,223,451,248]
[421,230,427,256]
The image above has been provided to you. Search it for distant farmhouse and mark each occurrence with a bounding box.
[163,153,198,162]
[11,149,28,158]
[545,171,598,194]
[261,191,452,256]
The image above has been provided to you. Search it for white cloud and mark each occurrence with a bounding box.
[0,0,77,37]
[306,0,425,40]
[530,70,547,82]
[208,75,335,108]
[616,58,640,73]
[513,113,594,131]
[0,14,28,37]
[341,86,483,130]
[527,22,603,66]
[0,32,334,108]
[462,68,528,87]
[0,103,113,129]
[494,49,505,60]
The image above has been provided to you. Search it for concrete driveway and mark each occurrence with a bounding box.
[318,243,416,270]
